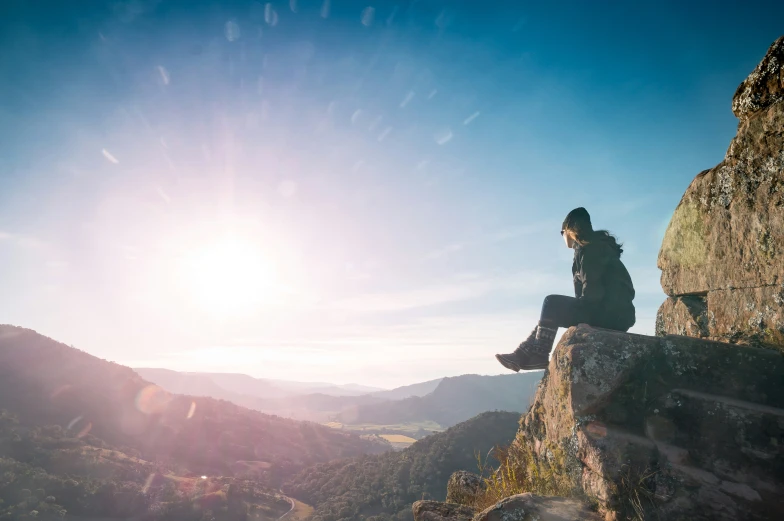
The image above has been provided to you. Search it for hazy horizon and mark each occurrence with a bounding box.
[130,364,521,390]
[2,1,783,387]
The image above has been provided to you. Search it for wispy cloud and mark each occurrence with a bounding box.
[0,231,46,249]
[487,222,551,242]
[119,308,545,386]
[329,270,560,313]
[423,221,550,261]
[155,185,171,203]
[423,242,466,260]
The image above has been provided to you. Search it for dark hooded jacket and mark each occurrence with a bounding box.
[572,234,635,330]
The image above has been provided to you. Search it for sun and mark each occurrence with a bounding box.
[180,236,276,318]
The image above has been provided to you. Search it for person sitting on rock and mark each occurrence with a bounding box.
[495,207,636,372]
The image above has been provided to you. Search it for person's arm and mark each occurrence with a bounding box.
[572,258,583,298]
[578,246,609,304]
[573,273,583,298]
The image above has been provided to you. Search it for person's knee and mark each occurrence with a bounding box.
[542,294,564,309]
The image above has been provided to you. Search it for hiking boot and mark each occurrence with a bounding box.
[495,325,557,371]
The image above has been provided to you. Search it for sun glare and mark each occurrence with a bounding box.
[180,237,277,318]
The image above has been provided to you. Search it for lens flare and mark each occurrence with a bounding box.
[142,473,155,494]
[50,384,72,399]
[135,384,171,414]
[76,422,92,438]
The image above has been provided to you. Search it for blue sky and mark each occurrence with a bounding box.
[1,0,782,387]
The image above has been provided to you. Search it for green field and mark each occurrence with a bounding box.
[324,421,442,447]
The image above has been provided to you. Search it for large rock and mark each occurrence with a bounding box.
[518,324,784,521]
[657,35,784,349]
[413,494,599,521]
[445,470,484,506]
[732,36,784,121]
[656,286,784,345]
[413,36,784,521]
[473,494,601,521]
[411,500,474,521]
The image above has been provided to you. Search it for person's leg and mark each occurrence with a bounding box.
[496,295,587,372]
[538,294,588,329]
[590,304,635,332]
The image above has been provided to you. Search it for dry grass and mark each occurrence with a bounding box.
[470,444,657,519]
[611,464,659,521]
[470,442,576,511]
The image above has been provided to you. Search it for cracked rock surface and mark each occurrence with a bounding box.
[519,325,784,521]
[657,36,784,350]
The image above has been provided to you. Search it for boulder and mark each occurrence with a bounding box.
[732,36,784,121]
[411,500,474,521]
[657,35,784,349]
[517,324,784,520]
[411,35,784,521]
[473,493,601,521]
[445,470,484,506]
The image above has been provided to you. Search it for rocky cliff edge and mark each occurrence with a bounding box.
[657,36,784,349]
[413,36,784,521]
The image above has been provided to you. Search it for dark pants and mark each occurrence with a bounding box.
[539,294,631,332]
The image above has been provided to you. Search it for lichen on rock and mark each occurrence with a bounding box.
[658,35,784,348]
[517,325,784,520]
[445,470,485,506]
[473,493,601,521]
[732,36,784,121]
[412,35,784,521]
[658,201,709,271]
[412,500,475,521]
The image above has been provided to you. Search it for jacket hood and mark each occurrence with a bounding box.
[578,232,623,258]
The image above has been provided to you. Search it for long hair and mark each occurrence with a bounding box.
[573,228,624,255]
[562,207,624,255]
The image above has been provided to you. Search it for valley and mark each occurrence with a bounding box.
[0,406,309,521]
[325,422,442,449]
[136,368,542,446]
[0,325,534,520]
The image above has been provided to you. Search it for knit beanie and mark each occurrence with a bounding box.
[562,207,593,234]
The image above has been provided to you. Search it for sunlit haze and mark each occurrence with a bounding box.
[1,1,783,387]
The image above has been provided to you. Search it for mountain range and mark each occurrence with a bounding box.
[338,373,542,428]
[0,325,388,482]
[135,367,542,428]
[0,323,536,520]
[134,367,429,401]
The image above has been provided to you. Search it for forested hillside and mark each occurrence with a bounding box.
[0,409,294,520]
[283,411,521,521]
[0,325,388,484]
[337,373,541,428]
[136,368,385,422]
